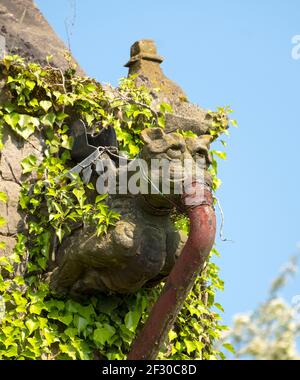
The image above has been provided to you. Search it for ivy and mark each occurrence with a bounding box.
[0,55,232,360]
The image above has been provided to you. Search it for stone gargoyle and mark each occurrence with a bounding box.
[50,125,213,298]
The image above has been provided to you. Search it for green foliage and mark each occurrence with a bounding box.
[208,106,237,139]
[0,55,231,360]
[208,106,237,192]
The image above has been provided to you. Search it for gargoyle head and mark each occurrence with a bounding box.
[134,127,213,212]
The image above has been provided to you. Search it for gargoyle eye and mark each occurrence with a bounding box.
[193,149,207,160]
[169,143,185,153]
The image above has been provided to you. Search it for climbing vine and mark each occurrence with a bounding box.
[0,55,234,359]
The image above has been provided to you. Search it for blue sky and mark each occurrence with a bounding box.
[35,0,300,325]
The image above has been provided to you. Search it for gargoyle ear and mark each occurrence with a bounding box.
[141,128,164,144]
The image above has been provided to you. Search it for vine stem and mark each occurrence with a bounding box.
[107,84,159,126]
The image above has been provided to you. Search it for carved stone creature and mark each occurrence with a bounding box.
[50,128,212,297]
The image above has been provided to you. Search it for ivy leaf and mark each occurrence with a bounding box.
[85,114,94,126]
[158,115,165,128]
[66,302,95,320]
[21,155,37,174]
[179,130,197,138]
[73,188,86,208]
[0,192,8,203]
[56,227,65,243]
[128,143,140,156]
[0,256,10,265]
[213,150,227,160]
[25,319,39,335]
[214,302,225,312]
[42,328,58,346]
[74,316,89,334]
[56,112,69,122]
[184,339,197,354]
[223,342,236,354]
[64,328,78,338]
[25,80,36,91]
[29,98,39,108]
[4,103,15,113]
[0,217,7,227]
[4,112,20,128]
[160,102,173,114]
[86,183,95,190]
[40,112,56,127]
[5,345,18,358]
[59,343,77,360]
[125,310,141,332]
[195,341,204,352]
[29,302,45,315]
[17,124,36,140]
[231,119,238,127]
[84,83,96,93]
[168,330,178,342]
[37,256,47,270]
[61,135,73,150]
[18,114,39,128]
[57,314,73,325]
[9,114,40,140]
[39,100,52,112]
[52,202,64,215]
[95,194,108,203]
[72,339,92,360]
[6,75,14,84]
[93,324,116,347]
[44,299,65,311]
[14,276,25,286]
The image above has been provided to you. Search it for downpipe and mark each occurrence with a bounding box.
[127,181,216,360]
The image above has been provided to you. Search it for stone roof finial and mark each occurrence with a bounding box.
[124,39,213,137]
[124,39,164,67]
[124,39,186,102]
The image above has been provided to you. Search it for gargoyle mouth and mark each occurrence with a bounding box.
[140,194,179,215]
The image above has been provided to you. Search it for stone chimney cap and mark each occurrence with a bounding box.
[124,39,164,67]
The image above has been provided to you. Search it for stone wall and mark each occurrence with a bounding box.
[0,0,83,74]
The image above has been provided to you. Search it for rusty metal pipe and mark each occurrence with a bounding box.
[127,182,216,360]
